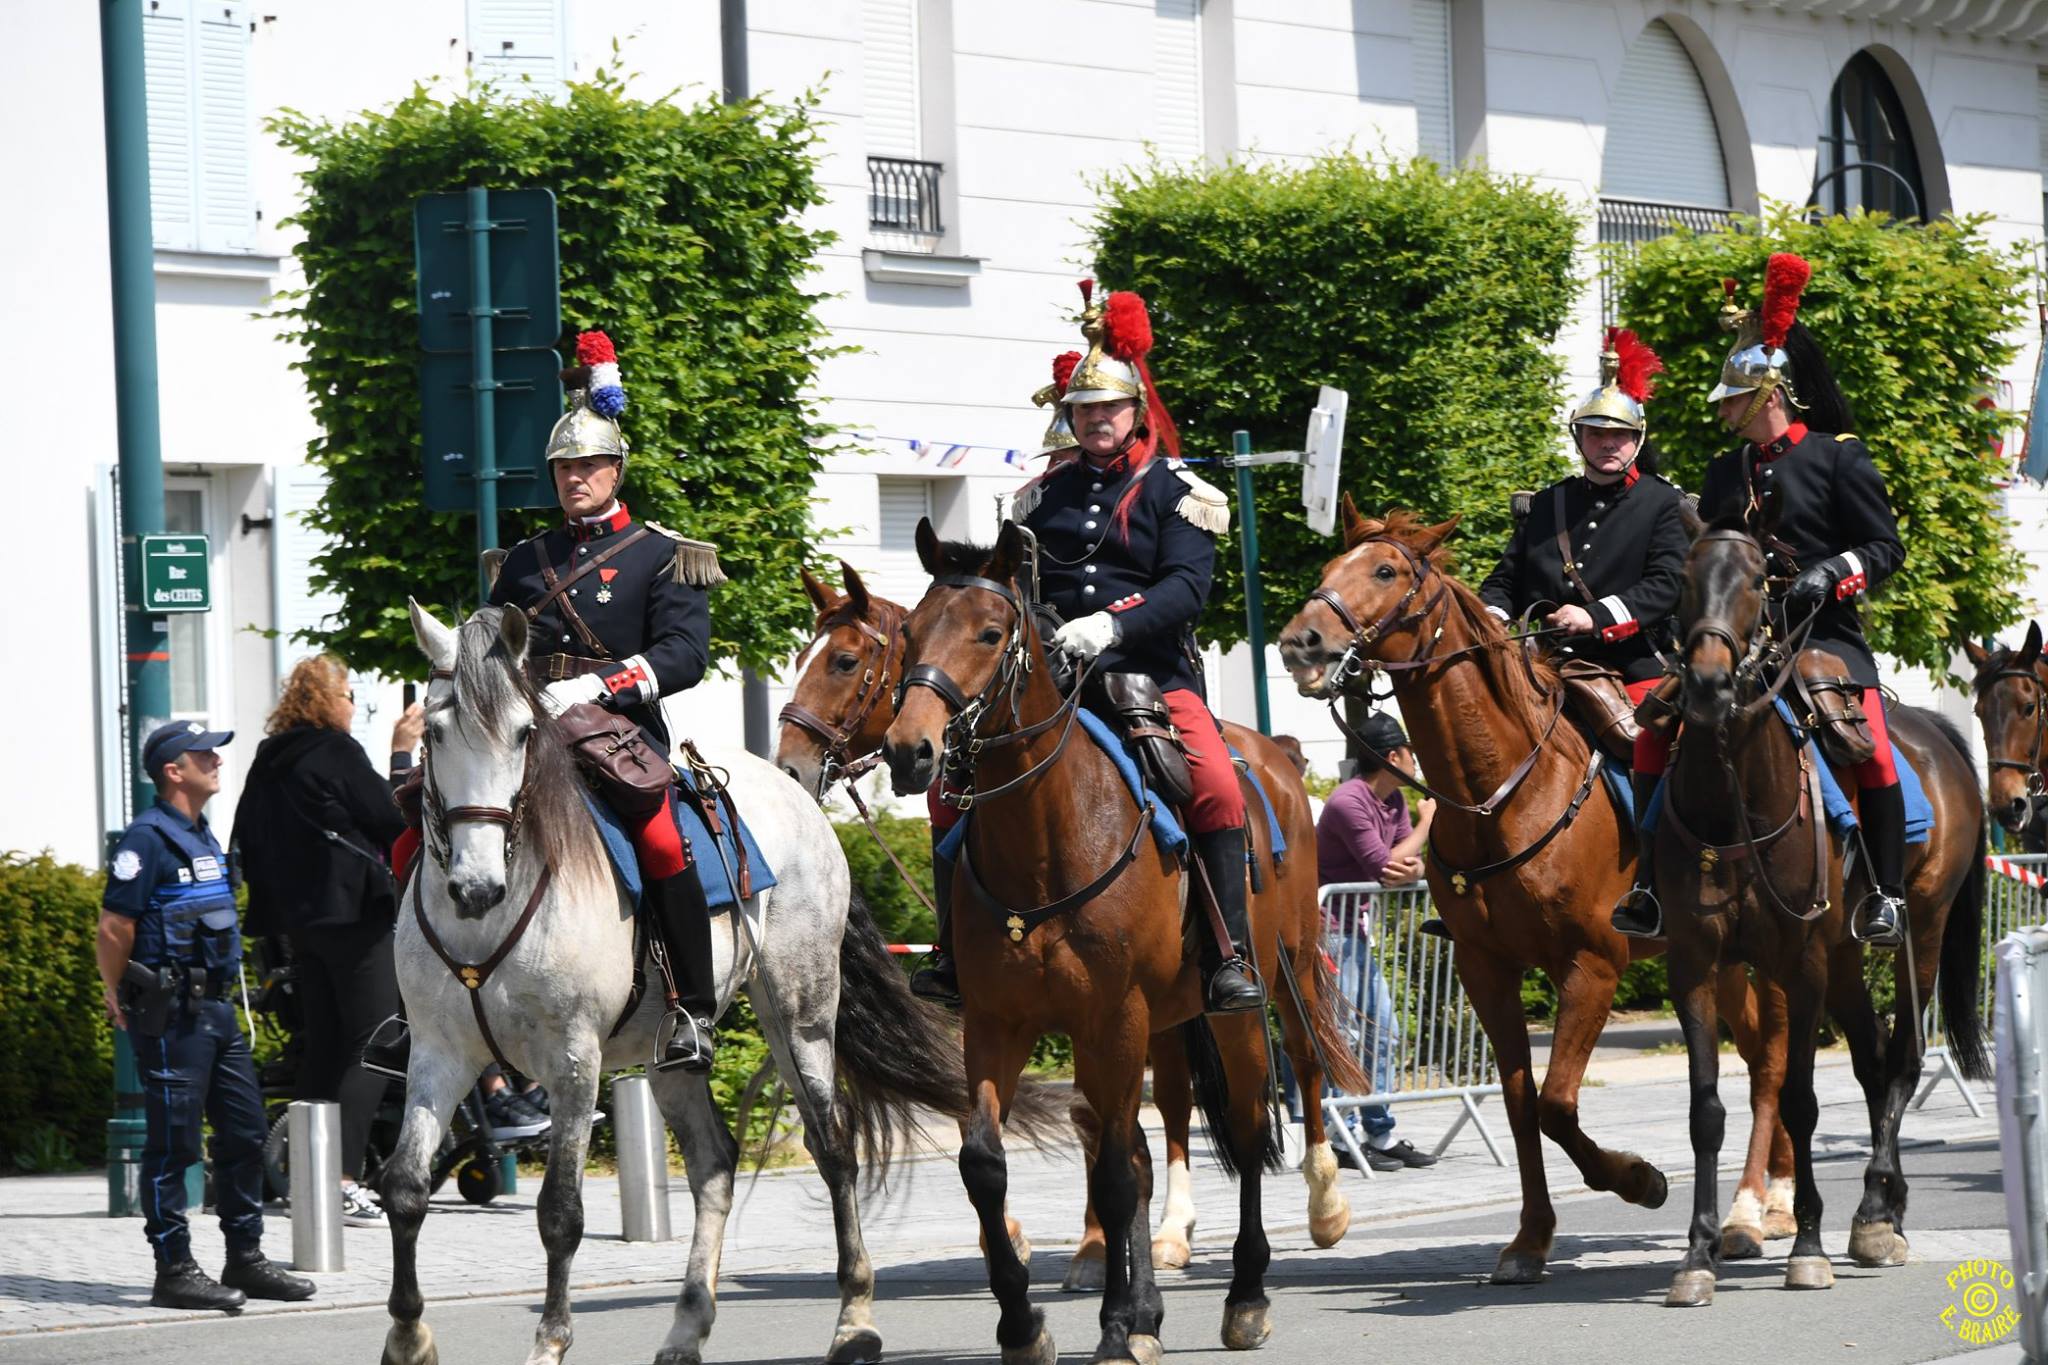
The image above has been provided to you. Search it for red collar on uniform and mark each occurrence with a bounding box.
[1753,423,1808,463]
[569,502,631,541]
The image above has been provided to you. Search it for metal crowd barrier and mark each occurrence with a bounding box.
[1317,882,1504,1177]
[1917,853,2048,1118]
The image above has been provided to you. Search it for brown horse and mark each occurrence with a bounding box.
[1656,522,1988,1307]
[776,558,1362,1295]
[1276,501,1796,1284]
[1965,620,2047,852]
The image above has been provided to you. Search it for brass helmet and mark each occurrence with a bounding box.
[544,329,630,464]
[1060,280,1151,408]
[1568,327,1663,436]
[1030,350,1083,455]
[1707,253,1811,426]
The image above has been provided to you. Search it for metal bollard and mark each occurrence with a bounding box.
[287,1100,344,1272]
[613,1076,671,1243]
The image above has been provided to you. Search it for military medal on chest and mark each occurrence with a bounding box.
[596,567,618,604]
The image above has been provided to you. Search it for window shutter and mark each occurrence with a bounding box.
[144,0,197,251]
[1153,0,1204,164]
[870,478,934,608]
[1411,0,1453,166]
[195,2,253,252]
[862,0,921,158]
[272,467,343,690]
[2037,69,2048,177]
[468,0,568,96]
[1602,20,1731,208]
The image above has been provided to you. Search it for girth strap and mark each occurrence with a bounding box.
[411,865,554,1073]
[957,804,1155,939]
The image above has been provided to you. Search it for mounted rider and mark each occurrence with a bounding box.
[909,283,1265,1015]
[1692,253,1908,948]
[373,331,726,1074]
[1476,329,1690,937]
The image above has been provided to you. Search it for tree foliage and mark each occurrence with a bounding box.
[271,70,839,676]
[1612,206,2031,675]
[1088,154,1582,646]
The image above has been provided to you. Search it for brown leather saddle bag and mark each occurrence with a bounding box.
[1632,671,1682,741]
[1557,658,1641,763]
[1793,652,1877,768]
[1090,672,1196,808]
[555,701,673,817]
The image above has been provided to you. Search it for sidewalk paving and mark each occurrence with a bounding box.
[0,1045,2002,1338]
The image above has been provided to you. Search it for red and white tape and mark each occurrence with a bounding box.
[886,944,935,955]
[1986,855,2048,890]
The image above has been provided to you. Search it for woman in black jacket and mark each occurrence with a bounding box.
[234,655,421,1226]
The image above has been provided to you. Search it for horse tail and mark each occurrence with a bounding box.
[829,890,1067,1183]
[1179,1016,1286,1180]
[1278,942,1372,1097]
[1924,709,1990,1083]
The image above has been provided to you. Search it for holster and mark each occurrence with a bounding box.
[120,959,178,1037]
[1557,658,1641,763]
[1794,652,1877,768]
[1632,671,1682,742]
[556,701,673,817]
[1091,672,1195,807]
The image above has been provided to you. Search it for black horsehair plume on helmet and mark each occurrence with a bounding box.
[1780,322,1856,435]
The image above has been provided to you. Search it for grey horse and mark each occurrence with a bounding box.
[381,603,996,1365]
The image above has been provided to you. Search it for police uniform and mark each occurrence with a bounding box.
[1477,470,1688,685]
[106,722,310,1309]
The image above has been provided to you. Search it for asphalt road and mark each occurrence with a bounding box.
[4,1139,2021,1365]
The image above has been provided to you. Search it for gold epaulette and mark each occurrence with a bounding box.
[1170,462,1230,534]
[643,520,727,587]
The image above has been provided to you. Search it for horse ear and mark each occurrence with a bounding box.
[840,560,872,617]
[915,517,941,575]
[1962,639,1990,670]
[1679,493,1704,541]
[497,605,529,667]
[801,566,834,615]
[409,598,457,673]
[1412,514,1462,558]
[989,520,1025,583]
[1340,492,1372,549]
[2023,620,2044,667]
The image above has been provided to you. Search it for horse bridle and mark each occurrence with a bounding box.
[1979,663,2048,803]
[778,600,906,790]
[419,666,538,868]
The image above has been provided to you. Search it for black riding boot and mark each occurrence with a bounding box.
[908,845,960,1007]
[359,1013,410,1081]
[1610,771,1664,939]
[1852,784,1907,948]
[1195,827,1265,1014]
[649,869,717,1073]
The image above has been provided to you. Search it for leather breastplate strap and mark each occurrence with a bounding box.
[410,865,554,1073]
[1553,484,1597,607]
[530,527,653,658]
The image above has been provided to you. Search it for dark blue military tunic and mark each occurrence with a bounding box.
[1020,450,1225,695]
[1477,472,1689,684]
[490,503,712,749]
[1697,424,1904,689]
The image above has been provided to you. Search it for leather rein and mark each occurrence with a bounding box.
[778,597,907,793]
[1978,662,2048,802]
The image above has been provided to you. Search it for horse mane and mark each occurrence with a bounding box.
[929,537,997,577]
[452,609,605,885]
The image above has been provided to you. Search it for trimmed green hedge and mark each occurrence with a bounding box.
[1089,154,1582,645]
[0,855,111,1169]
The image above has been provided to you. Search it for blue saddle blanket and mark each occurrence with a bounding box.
[1637,699,1931,844]
[583,770,776,910]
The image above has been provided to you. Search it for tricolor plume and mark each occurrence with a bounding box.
[1759,253,1811,350]
[1609,328,1663,404]
[576,329,627,419]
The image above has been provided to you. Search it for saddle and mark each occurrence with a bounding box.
[1556,658,1641,764]
[1791,653,1877,769]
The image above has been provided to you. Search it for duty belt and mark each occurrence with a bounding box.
[529,652,614,683]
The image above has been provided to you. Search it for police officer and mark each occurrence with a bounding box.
[96,721,315,1311]
[1697,253,1908,947]
[915,284,1264,1014]
[1477,328,1690,938]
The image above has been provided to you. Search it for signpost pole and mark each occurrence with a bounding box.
[467,186,500,598]
[1232,428,1272,735]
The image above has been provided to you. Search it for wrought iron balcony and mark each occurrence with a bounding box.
[1596,197,1736,326]
[868,156,945,237]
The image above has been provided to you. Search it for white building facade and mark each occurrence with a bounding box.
[7,0,2048,863]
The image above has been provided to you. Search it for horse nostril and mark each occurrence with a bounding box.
[916,738,934,765]
[1302,628,1322,650]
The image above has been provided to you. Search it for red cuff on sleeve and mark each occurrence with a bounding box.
[604,662,652,695]
[1599,619,1641,643]
[1107,593,1145,615]
[1834,573,1867,600]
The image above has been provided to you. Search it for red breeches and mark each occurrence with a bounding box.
[1620,679,1897,791]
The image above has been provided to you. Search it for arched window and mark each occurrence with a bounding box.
[1814,52,1926,220]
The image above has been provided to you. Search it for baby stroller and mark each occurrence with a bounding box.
[247,936,546,1206]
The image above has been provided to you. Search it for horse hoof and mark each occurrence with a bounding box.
[1848,1220,1909,1267]
[1489,1249,1546,1285]
[1721,1224,1765,1261]
[1763,1208,1799,1240]
[826,1325,884,1363]
[380,1322,438,1365]
[653,1350,703,1365]
[1151,1235,1192,1270]
[1128,1334,1164,1365]
[1062,1250,1106,1292]
[1636,1165,1670,1211]
[1000,1322,1057,1365]
[1784,1256,1835,1290]
[1664,1269,1715,1308]
[1221,1301,1272,1351]
[1308,1198,1352,1249]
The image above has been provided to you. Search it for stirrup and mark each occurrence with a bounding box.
[908,951,961,1008]
[654,1011,716,1074]
[359,1015,410,1080]
[1850,890,1905,949]
[1204,956,1265,1015]
[1610,885,1662,940]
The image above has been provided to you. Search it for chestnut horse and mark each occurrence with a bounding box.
[880,520,1348,1363]
[1965,620,2047,852]
[1277,502,1796,1284]
[774,561,1361,1288]
[1655,523,1987,1307]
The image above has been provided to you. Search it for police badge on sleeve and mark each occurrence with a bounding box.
[112,849,142,881]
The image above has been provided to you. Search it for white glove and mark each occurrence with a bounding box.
[1051,612,1119,660]
[540,673,607,717]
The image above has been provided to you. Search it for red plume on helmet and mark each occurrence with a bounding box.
[1050,350,1081,396]
[1608,327,1663,404]
[1101,291,1154,362]
[1760,252,1811,350]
